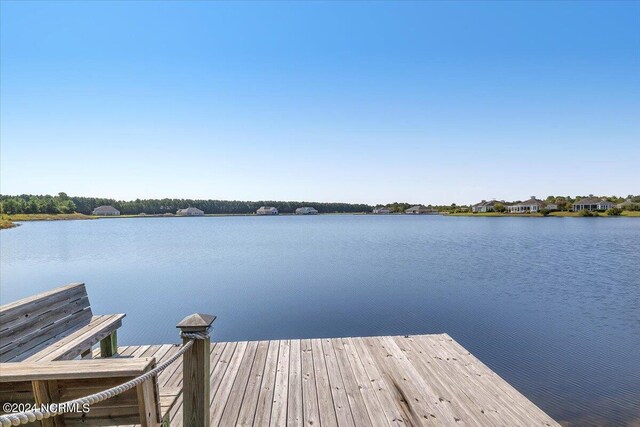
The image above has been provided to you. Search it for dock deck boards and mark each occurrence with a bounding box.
[102,334,558,426]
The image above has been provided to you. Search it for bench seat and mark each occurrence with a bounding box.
[0,283,125,363]
[25,313,125,362]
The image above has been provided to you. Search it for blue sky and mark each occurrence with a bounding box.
[1,1,638,204]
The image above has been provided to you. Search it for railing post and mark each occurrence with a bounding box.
[176,313,216,427]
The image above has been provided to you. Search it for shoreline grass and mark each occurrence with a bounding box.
[1,213,94,224]
[0,218,16,229]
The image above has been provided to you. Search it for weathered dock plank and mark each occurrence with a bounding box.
[322,338,356,427]
[270,339,291,427]
[129,334,558,427]
[219,340,258,426]
[210,341,248,425]
[237,340,270,426]
[300,339,320,427]
[253,340,280,426]
[287,339,303,427]
[311,338,339,427]
[339,337,390,427]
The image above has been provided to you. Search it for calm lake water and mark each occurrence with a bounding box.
[1,215,639,425]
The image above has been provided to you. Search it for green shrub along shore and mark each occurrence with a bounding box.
[1,193,639,229]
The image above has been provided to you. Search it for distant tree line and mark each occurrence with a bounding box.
[1,193,639,215]
[0,193,77,214]
[0,193,373,215]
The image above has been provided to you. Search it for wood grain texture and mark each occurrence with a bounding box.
[182,336,211,427]
[199,334,558,426]
[2,333,558,426]
[0,358,154,382]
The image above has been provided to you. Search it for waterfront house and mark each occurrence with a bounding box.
[545,203,559,211]
[176,207,204,216]
[257,206,278,215]
[373,206,392,214]
[405,205,438,214]
[572,195,614,212]
[472,200,506,213]
[295,207,318,215]
[92,205,120,216]
[506,196,545,213]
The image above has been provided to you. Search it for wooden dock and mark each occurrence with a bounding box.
[1,285,558,427]
[104,334,559,426]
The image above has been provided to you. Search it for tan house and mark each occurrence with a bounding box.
[92,205,120,216]
[257,206,278,215]
[176,207,204,216]
[506,196,545,213]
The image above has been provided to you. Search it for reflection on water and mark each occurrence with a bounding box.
[1,215,639,425]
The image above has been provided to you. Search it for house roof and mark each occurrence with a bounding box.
[473,200,507,207]
[406,205,436,212]
[574,197,611,205]
[177,207,204,214]
[513,198,545,207]
[93,205,119,212]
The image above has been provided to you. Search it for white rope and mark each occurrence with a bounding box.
[180,331,209,340]
[0,334,206,427]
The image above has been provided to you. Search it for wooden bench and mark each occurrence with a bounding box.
[0,357,180,426]
[0,283,125,363]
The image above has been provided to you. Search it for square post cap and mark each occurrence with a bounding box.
[176,313,216,332]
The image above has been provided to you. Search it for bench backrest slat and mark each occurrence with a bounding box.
[0,283,92,362]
